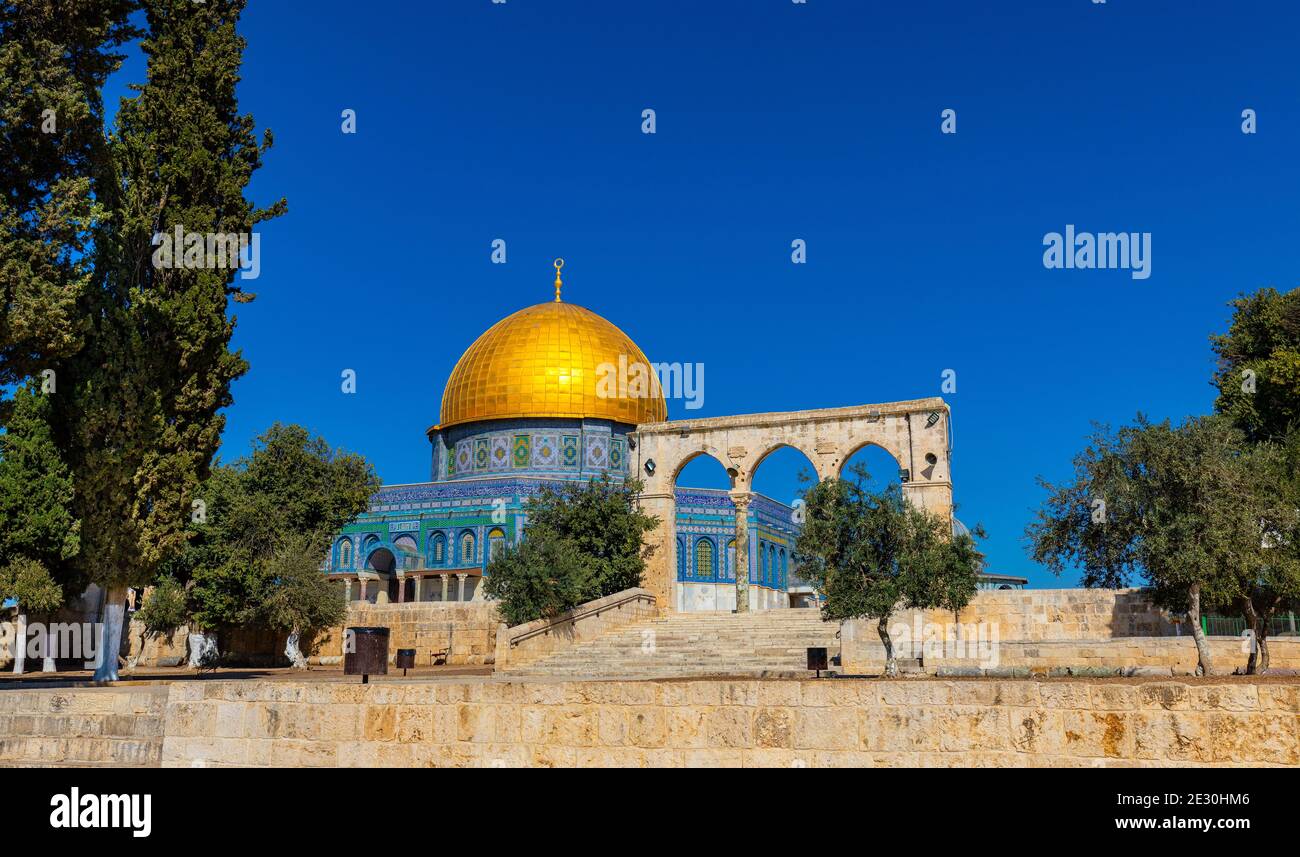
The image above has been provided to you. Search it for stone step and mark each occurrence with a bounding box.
[502,610,847,678]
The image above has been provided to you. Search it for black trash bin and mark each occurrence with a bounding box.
[395,648,416,676]
[344,626,390,683]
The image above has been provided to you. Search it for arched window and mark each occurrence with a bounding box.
[695,539,714,581]
[779,549,787,588]
[760,541,768,585]
[768,545,777,587]
[488,528,506,563]
[677,538,687,581]
[429,533,446,565]
[726,539,736,582]
[338,539,352,569]
[460,531,475,565]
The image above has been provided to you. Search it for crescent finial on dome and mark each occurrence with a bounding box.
[553,258,564,302]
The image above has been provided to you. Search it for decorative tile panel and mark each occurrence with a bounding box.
[561,435,579,468]
[584,435,608,469]
[532,434,558,468]
[512,434,531,468]
[490,436,510,470]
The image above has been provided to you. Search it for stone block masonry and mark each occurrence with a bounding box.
[3,677,1297,768]
[0,685,167,767]
[311,602,500,667]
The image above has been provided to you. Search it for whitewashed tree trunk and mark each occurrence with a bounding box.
[878,616,897,678]
[40,622,55,672]
[187,631,218,668]
[94,586,128,682]
[13,614,26,675]
[284,628,307,669]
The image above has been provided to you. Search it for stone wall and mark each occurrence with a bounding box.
[0,685,166,767]
[838,588,1290,675]
[312,602,501,667]
[151,677,1300,767]
[2,677,1297,768]
[845,637,1300,676]
[126,624,289,668]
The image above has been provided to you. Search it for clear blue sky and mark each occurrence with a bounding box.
[104,0,1300,588]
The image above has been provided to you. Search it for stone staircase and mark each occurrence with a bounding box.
[500,609,844,679]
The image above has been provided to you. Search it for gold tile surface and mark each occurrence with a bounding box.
[439,300,667,428]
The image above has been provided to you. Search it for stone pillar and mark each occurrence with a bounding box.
[731,492,751,613]
[343,578,352,603]
[441,574,449,602]
[901,480,953,523]
[414,576,423,603]
[396,572,406,603]
[456,574,467,602]
[358,579,368,602]
[636,491,678,611]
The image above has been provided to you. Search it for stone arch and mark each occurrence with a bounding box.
[750,441,819,478]
[750,441,820,505]
[838,440,905,481]
[366,547,395,574]
[631,398,953,612]
[669,446,734,489]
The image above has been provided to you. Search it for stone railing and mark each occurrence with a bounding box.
[494,588,659,670]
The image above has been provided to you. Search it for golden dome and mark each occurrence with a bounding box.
[439,269,667,429]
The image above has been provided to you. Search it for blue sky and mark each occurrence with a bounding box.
[103,0,1300,588]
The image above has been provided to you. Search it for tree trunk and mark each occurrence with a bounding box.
[878,615,897,678]
[13,614,26,675]
[1187,584,1213,677]
[1242,597,1260,675]
[187,631,218,669]
[41,624,55,673]
[93,586,128,682]
[284,628,308,669]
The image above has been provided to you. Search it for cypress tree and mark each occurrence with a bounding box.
[56,0,284,679]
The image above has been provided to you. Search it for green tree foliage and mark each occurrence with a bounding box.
[0,385,81,610]
[157,425,374,664]
[0,1,137,405]
[1026,416,1260,675]
[1211,287,1300,443]
[132,574,188,640]
[62,0,284,583]
[484,534,595,628]
[484,476,659,626]
[1234,436,1300,673]
[795,465,983,676]
[28,0,287,680]
[0,557,63,615]
[237,534,347,668]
